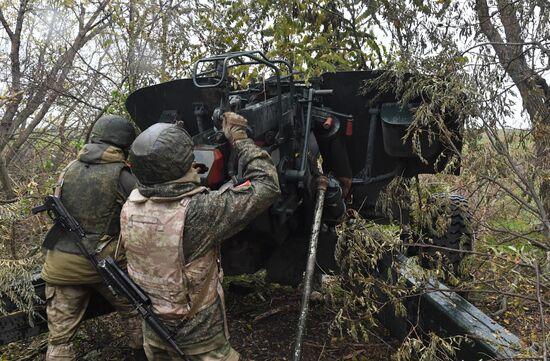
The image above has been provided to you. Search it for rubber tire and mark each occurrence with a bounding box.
[420,194,474,276]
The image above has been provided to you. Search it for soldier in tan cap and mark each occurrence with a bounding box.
[120,112,280,360]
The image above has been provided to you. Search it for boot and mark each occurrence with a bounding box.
[45,343,76,361]
[131,347,149,361]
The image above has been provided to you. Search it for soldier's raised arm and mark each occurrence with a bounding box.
[120,116,279,360]
[184,112,281,258]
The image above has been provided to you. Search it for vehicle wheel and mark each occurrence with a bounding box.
[419,194,474,278]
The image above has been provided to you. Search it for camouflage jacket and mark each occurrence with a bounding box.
[133,138,280,349]
[41,143,137,285]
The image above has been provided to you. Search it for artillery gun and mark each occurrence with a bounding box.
[0,51,523,359]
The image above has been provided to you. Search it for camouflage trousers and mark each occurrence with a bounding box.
[144,329,239,361]
[44,282,143,360]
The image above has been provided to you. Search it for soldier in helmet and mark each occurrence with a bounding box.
[40,115,146,360]
[120,112,280,360]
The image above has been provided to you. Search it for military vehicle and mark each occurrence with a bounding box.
[0,51,523,360]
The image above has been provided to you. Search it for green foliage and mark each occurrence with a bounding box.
[377,176,455,238]
[0,202,43,322]
[0,258,40,322]
[363,57,475,167]
[331,211,463,360]
[393,333,460,361]
[189,0,386,79]
[331,211,401,342]
[105,89,130,118]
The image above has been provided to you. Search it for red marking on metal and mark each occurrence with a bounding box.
[345,118,354,136]
[206,149,224,187]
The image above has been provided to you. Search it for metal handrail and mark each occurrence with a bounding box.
[192,51,294,138]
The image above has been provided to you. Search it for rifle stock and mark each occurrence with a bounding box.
[34,196,186,358]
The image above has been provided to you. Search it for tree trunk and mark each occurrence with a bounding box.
[128,0,138,93]
[0,157,16,200]
[475,0,550,241]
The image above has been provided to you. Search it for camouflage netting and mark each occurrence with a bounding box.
[0,259,41,321]
[0,201,44,321]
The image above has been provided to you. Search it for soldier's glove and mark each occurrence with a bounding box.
[222,112,248,144]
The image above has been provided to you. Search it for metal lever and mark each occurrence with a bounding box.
[292,174,328,361]
[298,89,334,177]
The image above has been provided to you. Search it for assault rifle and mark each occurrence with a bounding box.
[32,195,185,358]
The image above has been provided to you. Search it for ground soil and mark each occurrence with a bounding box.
[0,280,394,361]
[225,281,394,361]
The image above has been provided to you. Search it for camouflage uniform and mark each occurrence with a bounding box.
[40,116,144,361]
[121,120,280,360]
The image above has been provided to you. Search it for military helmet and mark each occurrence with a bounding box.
[129,123,194,185]
[90,115,136,149]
